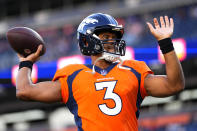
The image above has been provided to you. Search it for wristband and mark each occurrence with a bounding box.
[158,38,174,54]
[19,61,33,70]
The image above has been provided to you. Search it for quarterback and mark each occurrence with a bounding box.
[16,13,184,131]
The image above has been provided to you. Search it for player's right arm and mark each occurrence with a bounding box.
[16,45,62,103]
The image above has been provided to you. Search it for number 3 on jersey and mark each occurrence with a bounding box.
[95,81,122,116]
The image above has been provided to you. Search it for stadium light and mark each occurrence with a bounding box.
[11,64,38,86]
[158,38,187,63]
[121,46,135,60]
[57,55,85,69]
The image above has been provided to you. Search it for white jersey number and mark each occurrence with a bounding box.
[95,81,122,116]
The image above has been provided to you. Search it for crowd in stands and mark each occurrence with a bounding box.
[139,111,197,131]
[0,4,197,70]
[140,122,197,131]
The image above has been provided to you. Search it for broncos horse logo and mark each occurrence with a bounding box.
[84,18,98,24]
[78,18,99,33]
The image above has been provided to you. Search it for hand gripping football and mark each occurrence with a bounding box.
[6,27,46,57]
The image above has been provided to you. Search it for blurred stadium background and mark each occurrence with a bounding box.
[0,0,197,130]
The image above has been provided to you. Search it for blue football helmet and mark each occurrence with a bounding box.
[77,13,126,56]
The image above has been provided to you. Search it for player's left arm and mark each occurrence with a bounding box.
[145,16,185,97]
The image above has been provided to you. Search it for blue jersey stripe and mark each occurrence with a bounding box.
[66,69,83,131]
[123,66,143,119]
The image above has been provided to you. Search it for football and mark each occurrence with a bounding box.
[6,27,46,57]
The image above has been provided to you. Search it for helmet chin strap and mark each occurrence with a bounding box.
[91,52,130,74]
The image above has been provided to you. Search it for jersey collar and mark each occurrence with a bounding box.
[85,62,118,76]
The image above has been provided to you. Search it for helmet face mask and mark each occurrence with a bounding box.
[101,38,126,56]
[77,13,126,56]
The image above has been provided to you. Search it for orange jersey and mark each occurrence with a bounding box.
[53,60,153,131]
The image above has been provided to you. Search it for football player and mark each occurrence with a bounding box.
[16,13,184,131]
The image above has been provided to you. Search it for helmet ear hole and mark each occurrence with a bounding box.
[82,38,88,46]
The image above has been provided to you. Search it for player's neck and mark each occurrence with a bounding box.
[91,56,111,69]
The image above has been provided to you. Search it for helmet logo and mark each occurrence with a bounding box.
[78,18,98,32]
[84,18,98,24]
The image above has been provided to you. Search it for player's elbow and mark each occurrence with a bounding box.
[16,88,31,101]
[177,81,185,92]
[170,80,185,94]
